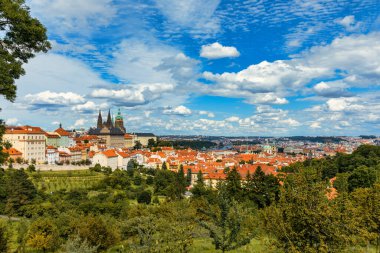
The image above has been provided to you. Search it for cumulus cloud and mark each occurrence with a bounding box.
[91,83,175,107]
[200,42,240,59]
[336,15,362,32]
[163,105,192,116]
[313,81,351,98]
[202,32,380,106]
[72,101,108,113]
[24,91,85,110]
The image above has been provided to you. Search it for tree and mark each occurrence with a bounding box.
[191,171,208,198]
[137,190,152,204]
[0,0,50,103]
[197,188,254,252]
[348,166,376,192]
[262,168,364,252]
[27,217,59,252]
[0,220,8,253]
[162,161,168,170]
[4,169,37,215]
[175,165,187,197]
[147,138,156,148]
[62,235,98,253]
[134,140,142,150]
[225,167,242,200]
[186,168,192,187]
[244,166,280,208]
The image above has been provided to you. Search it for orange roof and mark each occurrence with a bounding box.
[117,151,130,158]
[5,125,46,135]
[102,149,118,158]
[55,127,70,137]
[3,148,22,156]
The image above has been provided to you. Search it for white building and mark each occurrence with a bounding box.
[92,150,118,170]
[4,126,46,164]
[46,146,59,165]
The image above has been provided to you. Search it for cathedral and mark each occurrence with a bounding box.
[88,109,126,148]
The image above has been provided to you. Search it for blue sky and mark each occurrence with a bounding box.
[1,0,380,136]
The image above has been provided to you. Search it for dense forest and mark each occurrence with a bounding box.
[0,145,380,252]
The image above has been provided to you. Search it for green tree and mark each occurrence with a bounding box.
[4,169,37,215]
[134,141,142,150]
[161,161,168,170]
[62,234,98,253]
[0,220,8,253]
[262,168,364,252]
[186,168,192,187]
[348,166,376,192]
[175,165,187,197]
[244,166,280,208]
[137,190,152,204]
[27,217,59,252]
[0,0,50,103]
[191,171,208,198]
[225,167,242,200]
[147,138,156,148]
[197,188,254,252]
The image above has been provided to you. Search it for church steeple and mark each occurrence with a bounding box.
[97,110,103,129]
[114,108,126,133]
[106,109,113,128]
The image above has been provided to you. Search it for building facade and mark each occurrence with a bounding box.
[4,126,46,164]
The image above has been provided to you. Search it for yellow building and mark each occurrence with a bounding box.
[4,125,46,164]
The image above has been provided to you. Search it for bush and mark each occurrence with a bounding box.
[137,191,152,204]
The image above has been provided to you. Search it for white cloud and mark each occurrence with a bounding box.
[310,122,321,129]
[326,97,363,112]
[5,118,18,125]
[28,0,116,36]
[336,15,362,32]
[74,118,87,127]
[202,32,380,106]
[163,105,192,116]
[199,111,215,118]
[313,81,350,98]
[225,116,240,122]
[200,42,240,59]
[72,101,108,113]
[25,91,85,107]
[154,0,221,37]
[91,83,175,107]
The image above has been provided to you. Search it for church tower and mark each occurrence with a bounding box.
[105,109,113,128]
[97,110,103,129]
[114,108,126,133]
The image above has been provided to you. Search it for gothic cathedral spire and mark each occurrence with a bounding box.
[97,110,103,129]
[106,109,113,128]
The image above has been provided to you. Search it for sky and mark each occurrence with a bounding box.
[1,0,380,136]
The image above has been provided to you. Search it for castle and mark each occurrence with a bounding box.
[88,109,126,148]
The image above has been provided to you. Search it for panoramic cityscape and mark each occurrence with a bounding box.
[1,0,380,252]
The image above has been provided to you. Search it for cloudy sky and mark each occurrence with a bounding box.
[1,0,380,136]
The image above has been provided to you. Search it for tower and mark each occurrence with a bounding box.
[105,109,113,128]
[114,108,126,133]
[97,110,103,129]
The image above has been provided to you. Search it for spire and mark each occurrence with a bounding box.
[106,109,112,128]
[97,110,103,129]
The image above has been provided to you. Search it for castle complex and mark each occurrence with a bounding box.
[88,109,126,148]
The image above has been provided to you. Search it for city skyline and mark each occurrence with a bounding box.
[1,0,379,136]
